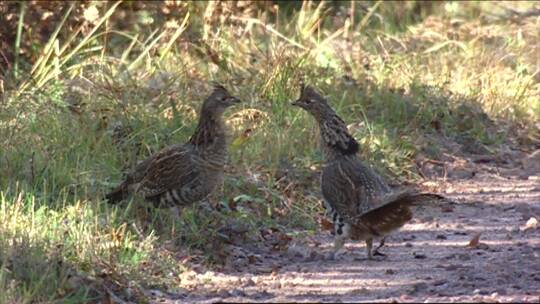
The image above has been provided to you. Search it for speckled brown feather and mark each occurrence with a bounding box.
[293,84,445,258]
[105,84,240,207]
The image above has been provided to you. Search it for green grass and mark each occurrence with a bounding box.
[1,1,539,302]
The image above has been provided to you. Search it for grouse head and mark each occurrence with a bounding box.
[291,84,334,120]
[292,83,359,156]
[202,83,241,116]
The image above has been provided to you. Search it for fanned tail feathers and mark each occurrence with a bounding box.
[357,191,446,235]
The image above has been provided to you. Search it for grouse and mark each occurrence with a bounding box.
[292,84,444,260]
[105,83,241,209]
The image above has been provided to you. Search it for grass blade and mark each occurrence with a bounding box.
[357,0,382,33]
[159,12,190,61]
[13,1,27,79]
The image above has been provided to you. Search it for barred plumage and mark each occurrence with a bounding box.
[105,83,240,209]
[293,84,444,260]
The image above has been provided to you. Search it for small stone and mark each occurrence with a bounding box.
[474,276,487,281]
[148,289,164,297]
[436,234,447,240]
[522,217,538,232]
[385,269,396,275]
[495,289,507,295]
[306,250,323,261]
[422,216,434,222]
[230,289,246,297]
[287,244,310,259]
[445,254,456,260]
[350,287,369,295]
[323,252,336,260]
[487,246,500,252]
[405,242,413,248]
[458,253,471,261]
[243,278,256,287]
[414,252,427,259]
[410,282,429,294]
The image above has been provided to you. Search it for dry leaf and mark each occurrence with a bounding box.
[319,217,334,231]
[522,217,538,232]
[468,232,481,248]
[230,128,253,150]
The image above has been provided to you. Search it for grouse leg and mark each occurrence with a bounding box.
[366,238,386,260]
[373,237,386,257]
[332,236,346,260]
[366,238,373,260]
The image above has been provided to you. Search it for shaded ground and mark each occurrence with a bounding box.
[137,150,540,303]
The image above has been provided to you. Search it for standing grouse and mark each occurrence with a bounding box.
[292,84,444,260]
[105,83,241,209]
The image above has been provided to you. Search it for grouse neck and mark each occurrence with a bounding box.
[318,113,360,161]
[188,114,226,148]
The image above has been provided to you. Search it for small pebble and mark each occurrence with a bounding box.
[495,289,507,295]
[458,253,471,261]
[410,282,428,293]
[433,279,447,286]
[230,289,246,297]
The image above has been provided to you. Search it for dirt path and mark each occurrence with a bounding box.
[147,159,540,303]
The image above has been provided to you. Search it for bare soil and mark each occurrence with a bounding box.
[146,150,540,303]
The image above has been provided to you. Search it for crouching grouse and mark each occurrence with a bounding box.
[292,84,444,260]
[105,83,240,209]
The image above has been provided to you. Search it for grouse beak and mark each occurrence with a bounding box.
[228,96,241,104]
[291,99,301,107]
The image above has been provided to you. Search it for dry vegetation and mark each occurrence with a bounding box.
[0,1,539,302]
